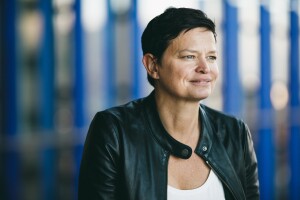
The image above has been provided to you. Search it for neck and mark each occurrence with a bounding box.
[154,91,200,144]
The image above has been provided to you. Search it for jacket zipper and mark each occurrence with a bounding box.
[204,158,239,200]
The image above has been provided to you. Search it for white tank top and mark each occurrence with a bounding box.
[167,170,225,200]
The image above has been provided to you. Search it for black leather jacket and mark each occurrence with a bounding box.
[78,91,259,200]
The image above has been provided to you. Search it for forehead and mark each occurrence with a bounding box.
[168,27,216,51]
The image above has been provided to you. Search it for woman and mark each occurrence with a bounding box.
[78,7,259,200]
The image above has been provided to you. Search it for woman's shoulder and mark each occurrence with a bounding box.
[86,98,146,143]
[200,104,249,132]
[95,97,146,121]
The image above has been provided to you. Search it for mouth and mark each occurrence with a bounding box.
[190,79,211,86]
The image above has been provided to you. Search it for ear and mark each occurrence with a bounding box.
[142,53,159,80]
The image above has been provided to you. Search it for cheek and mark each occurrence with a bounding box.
[211,65,219,80]
[159,66,180,86]
[168,66,187,80]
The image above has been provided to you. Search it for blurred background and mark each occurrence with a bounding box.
[0,0,299,199]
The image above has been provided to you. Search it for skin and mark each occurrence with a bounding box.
[143,27,219,189]
[143,27,218,140]
[157,28,218,103]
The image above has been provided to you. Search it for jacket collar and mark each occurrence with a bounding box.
[142,91,213,159]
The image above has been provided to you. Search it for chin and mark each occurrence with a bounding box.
[192,91,211,100]
[188,94,210,102]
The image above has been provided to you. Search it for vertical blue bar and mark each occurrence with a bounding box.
[222,0,242,116]
[40,0,55,129]
[104,0,116,107]
[3,0,20,199]
[74,0,85,129]
[289,1,300,199]
[0,13,4,200]
[39,0,55,199]
[257,3,275,200]
[73,0,85,198]
[131,0,142,99]
[0,1,5,134]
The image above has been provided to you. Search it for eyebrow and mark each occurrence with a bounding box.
[177,49,218,54]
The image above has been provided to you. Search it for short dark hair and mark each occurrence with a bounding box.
[141,7,217,86]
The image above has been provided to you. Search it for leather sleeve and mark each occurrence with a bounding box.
[242,122,260,200]
[78,112,121,200]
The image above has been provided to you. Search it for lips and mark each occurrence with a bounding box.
[190,78,212,86]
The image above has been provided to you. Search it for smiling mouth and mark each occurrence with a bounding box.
[190,80,211,86]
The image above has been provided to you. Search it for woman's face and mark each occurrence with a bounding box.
[155,27,219,102]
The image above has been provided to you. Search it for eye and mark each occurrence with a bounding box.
[183,55,196,60]
[207,56,217,61]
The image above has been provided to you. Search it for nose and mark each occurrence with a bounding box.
[195,57,210,74]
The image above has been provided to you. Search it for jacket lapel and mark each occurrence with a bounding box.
[198,106,246,200]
